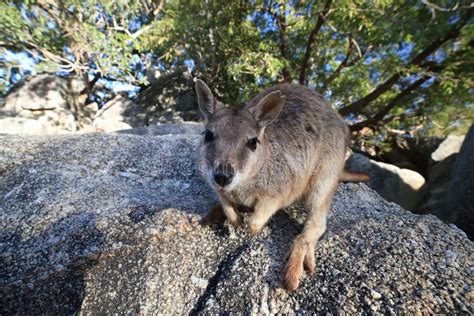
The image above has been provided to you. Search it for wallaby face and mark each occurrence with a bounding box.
[196,79,285,192]
[199,108,260,191]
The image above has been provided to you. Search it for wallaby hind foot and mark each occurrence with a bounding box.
[283,234,314,291]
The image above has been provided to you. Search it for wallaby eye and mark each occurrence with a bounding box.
[247,137,259,151]
[202,129,214,142]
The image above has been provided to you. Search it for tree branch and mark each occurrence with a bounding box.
[269,1,292,82]
[298,0,332,85]
[349,35,470,132]
[204,0,218,82]
[262,1,297,82]
[349,76,429,132]
[1,40,88,72]
[322,38,371,90]
[0,41,33,51]
[339,9,472,117]
[128,0,164,39]
[88,73,102,90]
[36,0,66,29]
[421,0,467,19]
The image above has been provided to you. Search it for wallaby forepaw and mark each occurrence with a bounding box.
[229,212,243,228]
[248,214,268,235]
[201,204,226,226]
[249,222,263,235]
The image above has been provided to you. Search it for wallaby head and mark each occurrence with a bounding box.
[195,79,286,192]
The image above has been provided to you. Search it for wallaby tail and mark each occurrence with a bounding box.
[339,169,370,182]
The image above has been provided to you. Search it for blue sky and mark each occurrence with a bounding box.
[0,51,38,85]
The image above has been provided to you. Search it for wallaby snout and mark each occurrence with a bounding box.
[213,162,234,187]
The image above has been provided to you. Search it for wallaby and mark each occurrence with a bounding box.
[195,79,369,291]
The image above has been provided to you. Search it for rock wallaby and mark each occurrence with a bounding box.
[195,79,369,291]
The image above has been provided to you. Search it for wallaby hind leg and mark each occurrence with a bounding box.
[283,167,340,291]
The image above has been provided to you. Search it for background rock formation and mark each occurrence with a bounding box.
[345,153,425,210]
[417,127,473,238]
[134,69,201,125]
[0,74,88,134]
[1,133,472,314]
[0,71,199,134]
[445,126,473,238]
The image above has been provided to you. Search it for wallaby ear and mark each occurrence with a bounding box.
[251,90,286,127]
[195,79,220,120]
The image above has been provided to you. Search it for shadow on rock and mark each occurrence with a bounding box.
[0,213,105,314]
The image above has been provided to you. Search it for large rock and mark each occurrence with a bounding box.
[92,69,203,132]
[447,125,474,238]
[135,68,201,125]
[417,129,473,238]
[346,153,425,210]
[0,134,472,314]
[0,117,50,135]
[417,154,457,213]
[1,74,86,112]
[116,122,203,136]
[1,71,202,135]
[431,134,465,162]
[0,74,87,134]
[91,95,140,132]
[354,135,443,175]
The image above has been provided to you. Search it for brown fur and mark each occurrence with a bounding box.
[195,79,365,291]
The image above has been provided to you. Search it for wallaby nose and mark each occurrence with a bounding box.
[214,173,233,187]
[213,163,234,187]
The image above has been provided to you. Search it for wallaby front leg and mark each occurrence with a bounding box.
[248,198,281,235]
[218,194,243,228]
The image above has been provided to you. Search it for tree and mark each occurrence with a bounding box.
[1,0,472,147]
[0,0,164,100]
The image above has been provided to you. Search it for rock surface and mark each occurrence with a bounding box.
[346,153,425,210]
[417,154,457,213]
[1,133,472,314]
[0,74,86,134]
[134,68,200,125]
[431,134,465,162]
[0,117,51,135]
[0,71,201,135]
[116,122,203,136]
[447,125,474,238]
[92,95,137,132]
[417,128,473,238]
[1,74,86,112]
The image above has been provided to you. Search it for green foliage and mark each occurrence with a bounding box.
[0,0,472,145]
[0,0,152,87]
